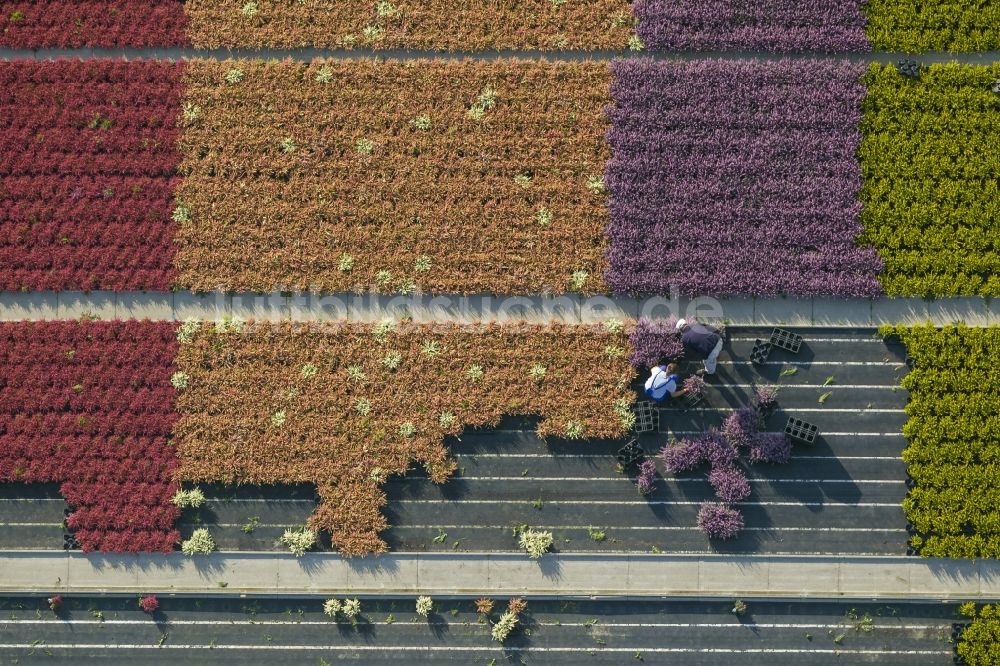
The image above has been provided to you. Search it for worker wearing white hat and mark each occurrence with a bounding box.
[676,319,724,375]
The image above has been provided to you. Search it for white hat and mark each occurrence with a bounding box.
[675,318,687,330]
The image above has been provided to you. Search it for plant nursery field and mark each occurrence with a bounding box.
[0,319,635,556]
[0,326,913,557]
[0,4,995,660]
[184,0,635,51]
[2,0,998,51]
[4,57,999,297]
[201,328,911,556]
[632,0,871,52]
[0,0,189,48]
[173,319,632,555]
[864,0,1000,52]
[959,603,1000,666]
[175,58,611,294]
[604,58,882,297]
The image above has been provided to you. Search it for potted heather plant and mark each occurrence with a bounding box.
[696,502,744,540]
[341,598,362,624]
[680,374,708,410]
[708,466,751,503]
[682,374,707,398]
[748,432,792,465]
[415,595,433,618]
[722,407,760,448]
[139,595,159,614]
[752,385,778,420]
[636,459,657,496]
[47,595,63,612]
[491,598,527,643]
[492,610,519,643]
[518,528,554,559]
[475,597,495,617]
[660,433,732,475]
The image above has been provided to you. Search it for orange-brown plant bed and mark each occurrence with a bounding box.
[184,0,634,51]
[173,58,610,295]
[173,320,633,555]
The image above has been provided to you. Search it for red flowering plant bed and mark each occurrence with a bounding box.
[0,321,180,552]
[0,1,188,48]
[0,59,184,291]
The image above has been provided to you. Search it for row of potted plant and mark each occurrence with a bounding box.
[0,60,183,291]
[887,324,1000,558]
[860,63,1000,298]
[173,58,611,295]
[0,321,180,552]
[2,58,996,297]
[605,57,884,298]
[172,319,634,556]
[4,2,995,52]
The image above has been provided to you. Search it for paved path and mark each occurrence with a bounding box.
[0,291,993,326]
[0,552,994,600]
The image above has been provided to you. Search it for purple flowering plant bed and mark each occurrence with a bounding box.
[661,432,734,476]
[660,432,751,536]
[632,0,871,53]
[605,58,884,298]
[627,316,683,368]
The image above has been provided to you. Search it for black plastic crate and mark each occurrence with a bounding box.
[632,400,659,434]
[615,439,644,468]
[896,59,921,78]
[784,417,818,444]
[680,391,704,412]
[750,339,771,365]
[769,328,803,354]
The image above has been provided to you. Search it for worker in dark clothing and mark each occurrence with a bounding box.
[676,319,724,375]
